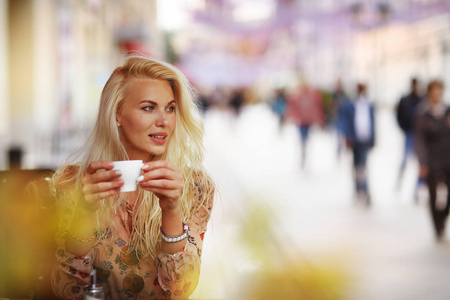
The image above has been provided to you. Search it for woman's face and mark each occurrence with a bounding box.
[117,78,176,161]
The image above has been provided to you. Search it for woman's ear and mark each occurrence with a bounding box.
[116,112,122,127]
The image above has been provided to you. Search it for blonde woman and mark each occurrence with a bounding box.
[51,56,215,299]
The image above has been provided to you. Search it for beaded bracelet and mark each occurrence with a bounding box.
[66,229,96,243]
[160,223,189,243]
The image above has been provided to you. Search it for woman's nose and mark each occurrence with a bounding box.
[155,110,168,127]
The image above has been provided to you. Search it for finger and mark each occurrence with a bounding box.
[141,168,179,182]
[83,179,124,195]
[140,179,179,189]
[85,188,121,203]
[148,187,180,199]
[142,160,176,172]
[85,161,114,175]
[83,170,122,183]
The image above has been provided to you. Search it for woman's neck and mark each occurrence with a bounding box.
[126,190,140,207]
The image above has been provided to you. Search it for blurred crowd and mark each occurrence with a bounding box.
[195,75,450,241]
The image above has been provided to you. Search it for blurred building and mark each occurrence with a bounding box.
[171,0,450,103]
[0,0,164,170]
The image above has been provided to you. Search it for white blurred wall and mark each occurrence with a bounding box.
[0,0,8,168]
[0,0,163,170]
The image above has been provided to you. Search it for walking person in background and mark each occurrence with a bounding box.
[286,77,325,168]
[229,88,245,117]
[415,80,450,241]
[332,78,350,160]
[396,77,424,201]
[271,87,287,131]
[341,83,376,205]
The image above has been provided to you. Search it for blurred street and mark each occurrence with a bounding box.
[195,104,450,300]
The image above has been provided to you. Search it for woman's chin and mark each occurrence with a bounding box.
[147,148,167,158]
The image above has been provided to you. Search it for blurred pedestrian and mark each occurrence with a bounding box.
[271,88,287,130]
[230,88,245,117]
[396,78,424,200]
[341,83,376,205]
[194,85,210,115]
[332,79,350,159]
[286,77,325,168]
[197,92,210,115]
[415,80,450,240]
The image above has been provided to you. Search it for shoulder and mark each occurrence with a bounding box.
[189,170,215,211]
[415,101,428,116]
[52,164,81,193]
[192,171,215,200]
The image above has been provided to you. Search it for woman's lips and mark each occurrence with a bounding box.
[149,133,167,145]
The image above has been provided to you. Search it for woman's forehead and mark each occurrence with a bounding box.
[124,78,175,102]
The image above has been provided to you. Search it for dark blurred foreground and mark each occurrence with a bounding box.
[0,169,58,299]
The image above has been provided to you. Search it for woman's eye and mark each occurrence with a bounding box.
[142,106,155,111]
[167,106,176,112]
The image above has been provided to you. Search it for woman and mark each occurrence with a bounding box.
[415,80,450,240]
[51,56,215,299]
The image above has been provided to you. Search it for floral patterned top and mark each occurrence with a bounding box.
[51,180,213,300]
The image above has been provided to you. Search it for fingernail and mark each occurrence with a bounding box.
[136,175,144,182]
[115,170,122,176]
[141,164,150,171]
[107,162,114,168]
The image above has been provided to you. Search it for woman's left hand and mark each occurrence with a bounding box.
[138,160,183,212]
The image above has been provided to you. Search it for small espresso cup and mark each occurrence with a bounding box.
[112,160,144,192]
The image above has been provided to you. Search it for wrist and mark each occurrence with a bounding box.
[161,208,184,237]
[161,223,189,243]
[79,196,99,213]
[161,206,180,218]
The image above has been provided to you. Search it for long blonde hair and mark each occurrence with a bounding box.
[53,55,214,260]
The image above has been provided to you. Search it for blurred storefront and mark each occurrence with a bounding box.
[0,0,164,170]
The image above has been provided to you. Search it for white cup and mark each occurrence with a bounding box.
[113,160,144,192]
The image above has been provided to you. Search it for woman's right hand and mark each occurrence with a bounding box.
[81,161,124,210]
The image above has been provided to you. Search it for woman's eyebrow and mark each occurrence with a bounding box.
[139,100,176,106]
[140,100,158,105]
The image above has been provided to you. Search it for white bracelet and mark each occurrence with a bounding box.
[160,223,189,243]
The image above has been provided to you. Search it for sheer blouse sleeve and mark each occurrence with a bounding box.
[51,200,97,299]
[51,246,95,300]
[157,176,215,299]
[50,166,97,300]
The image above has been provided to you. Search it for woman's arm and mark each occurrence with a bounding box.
[157,177,214,299]
[66,161,123,256]
[138,161,215,299]
[414,111,429,176]
[51,162,123,299]
[51,189,96,300]
[138,160,187,255]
